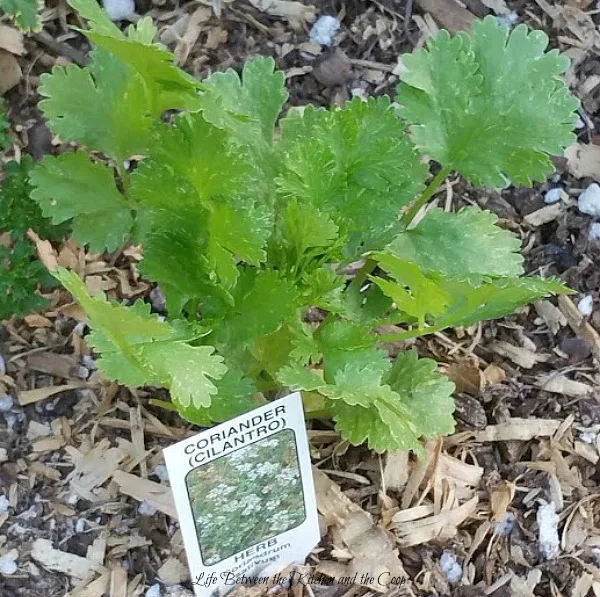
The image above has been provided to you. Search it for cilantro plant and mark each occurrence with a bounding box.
[0,157,66,319]
[30,0,579,453]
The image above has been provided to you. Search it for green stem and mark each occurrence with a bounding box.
[400,165,452,228]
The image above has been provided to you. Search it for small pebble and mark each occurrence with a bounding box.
[3,411,16,429]
[17,505,37,520]
[537,501,560,560]
[440,552,462,583]
[590,222,600,241]
[0,552,17,576]
[309,15,340,46]
[580,429,598,444]
[0,495,10,514]
[166,587,195,597]
[578,183,600,217]
[75,518,86,533]
[154,464,169,482]
[560,336,591,361]
[0,354,5,376]
[496,512,516,537]
[576,115,586,130]
[102,0,135,20]
[578,295,594,317]
[0,395,13,412]
[313,47,352,87]
[73,322,87,337]
[146,584,162,597]
[139,501,157,516]
[496,11,519,26]
[150,286,167,313]
[544,187,562,204]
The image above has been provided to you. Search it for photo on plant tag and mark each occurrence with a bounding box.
[185,429,306,566]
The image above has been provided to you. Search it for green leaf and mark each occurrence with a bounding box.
[278,97,428,253]
[56,268,226,408]
[175,367,262,425]
[385,350,455,438]
[269,200,342,281]
[38,50,152,160]
[67,0,122,37]
[397,16,579,186]
[0,0,41,31]
[370,254,451,327]
[277,363,326,392]
[83,36,200,117]
[215,270,299,349]
[199,56,288,144]
[388,207,523,278]
[433,275,571,329]
[30,153,134,252]
[147,111,249,201]
[332,398,421,454]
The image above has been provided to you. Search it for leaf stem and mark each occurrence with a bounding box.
[400,165,452,228]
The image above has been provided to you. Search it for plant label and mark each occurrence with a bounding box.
[164,392,320,596]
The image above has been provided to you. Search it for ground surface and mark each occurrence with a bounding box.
[2,0,600,596]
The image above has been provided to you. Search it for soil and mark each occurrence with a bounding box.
[3,0,600,596]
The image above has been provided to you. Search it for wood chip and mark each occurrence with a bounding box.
[393,495,478,547]
[68,439,127,501]
[535,300,567,335]
[247,0,316,24]
[447,418,562,444]
[109,567,128,597]
[18,382,88,406]
[112,470,177,519]
[535,374,593,397]
[27,229,58,270]
[314,468,415,594]
[174,6,211,63]
[158,557,189,586]
[0,49,21,95]
[66,573,110,597]
[0,25,24,55]
[31,539,99,580]
[32,436,66,452]
[523,203,563,226]
[565,143,600,180]
[383,451,410,491]
[415,0,476,33]
[445,358,485,394]
[488,341,550,369]
[23,313,53,328]
[28,353,79,379]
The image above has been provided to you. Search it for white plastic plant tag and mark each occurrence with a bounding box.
[163,392,320,596]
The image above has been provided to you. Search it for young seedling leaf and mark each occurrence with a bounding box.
[397,16,579,186]
[30,152,134,252]
[278,97,428,253]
